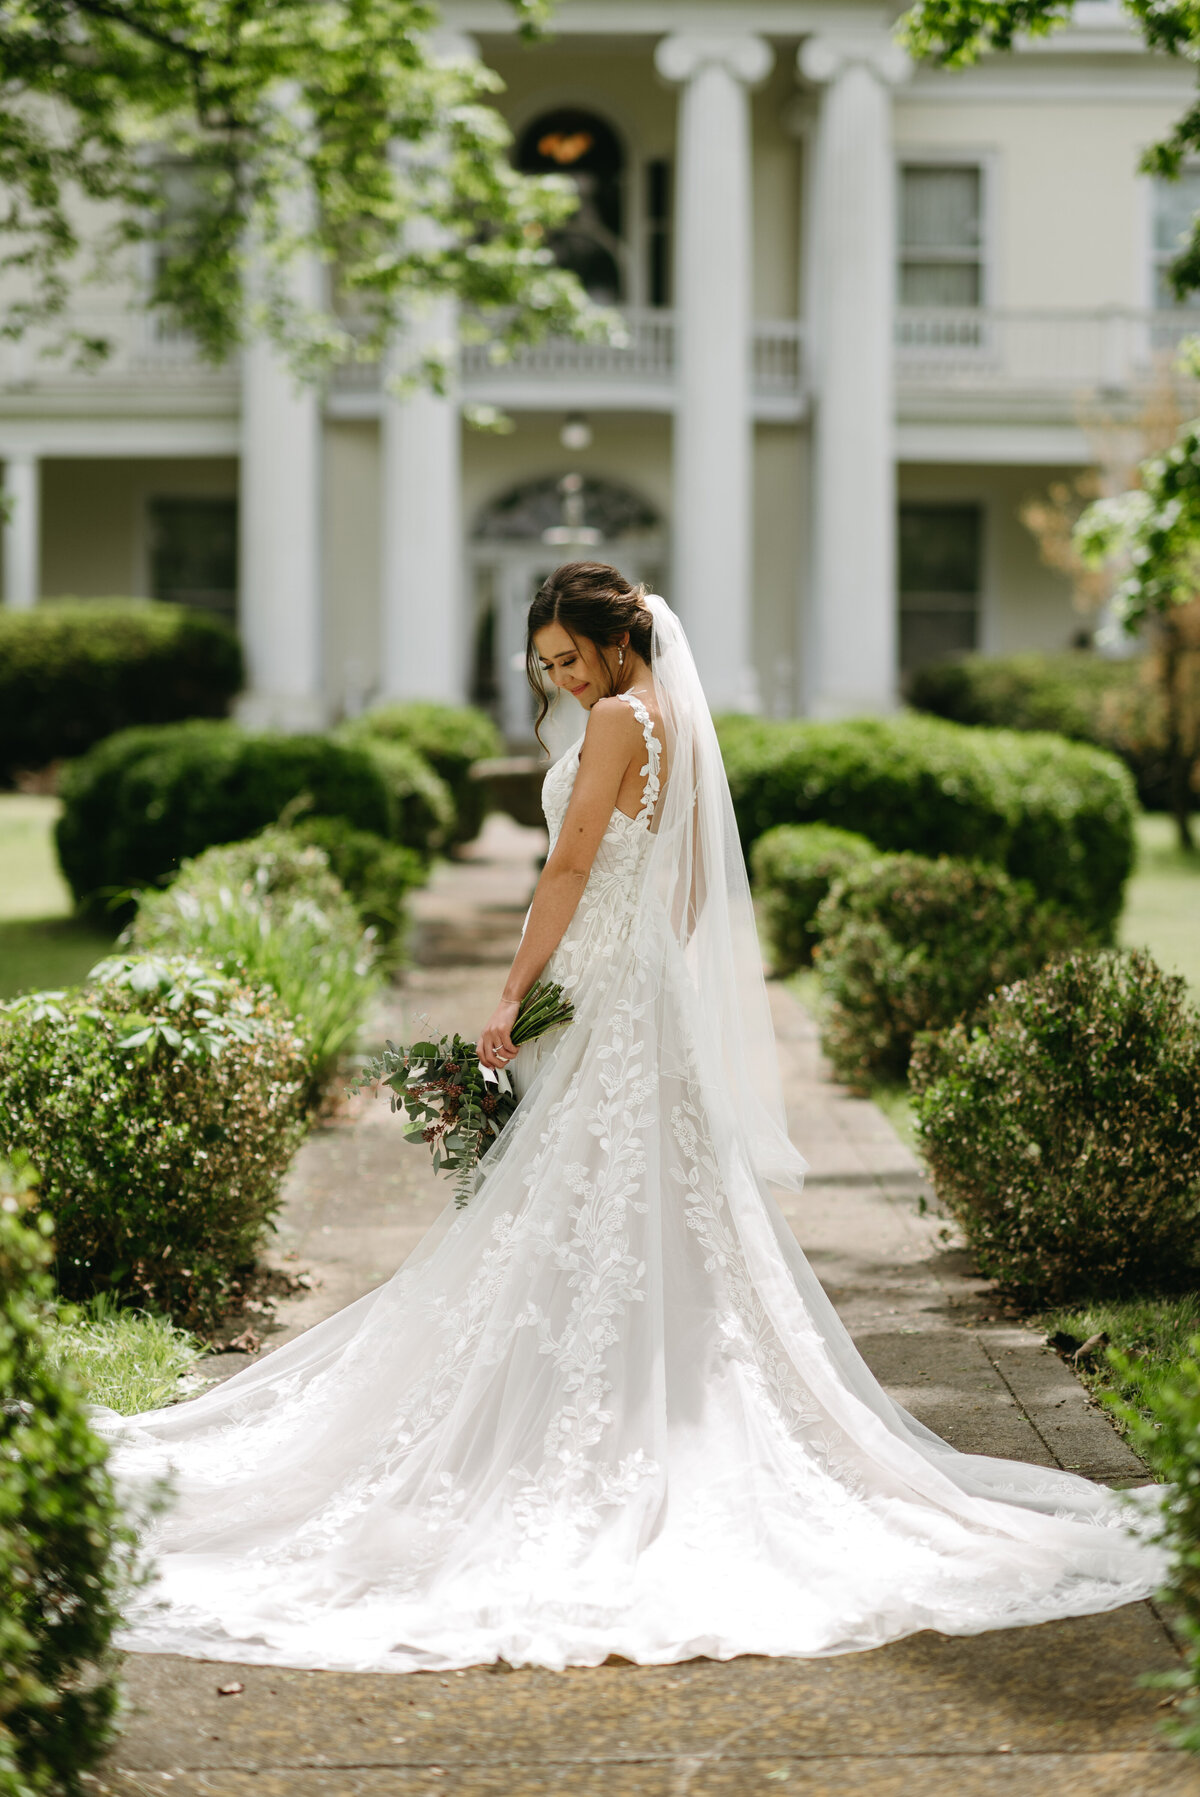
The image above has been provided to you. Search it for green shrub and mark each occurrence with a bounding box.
[125,829,380,1095]
[0,957,308,1327]
[750,823,877,974]
[345,733,455,858]
[814,853,1087,1085]
[910,650,1172,809]
[0,1154,131,1796]
[55,721,396,916]
[290,816,426,947]
[910,949,1200,1301]
[1108,1340,1200,1752]
[909,651,1139,738]
[0,599,242,783]
[717,712,1138,938]
[347,701,504,845]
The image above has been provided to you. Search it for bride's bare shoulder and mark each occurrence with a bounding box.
[585,695,645,736]
[583,692,663,766]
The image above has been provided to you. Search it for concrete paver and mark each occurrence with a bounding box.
[94,1758,1200,1797]
[100,818,1194,1797]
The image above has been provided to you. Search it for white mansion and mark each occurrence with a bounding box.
[3,0,1199,737]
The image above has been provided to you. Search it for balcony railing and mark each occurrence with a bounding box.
[753,320,804,398]
[332,309,806,409]
[15,301,1195,411]
[897,306,1200,392]
[460,307,676,388]
[0,309,228,386]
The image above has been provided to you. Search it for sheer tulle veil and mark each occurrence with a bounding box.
[541,591,808,1192]
[641,594,808,1189]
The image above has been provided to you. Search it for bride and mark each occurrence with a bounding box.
[96,564,1163,1674]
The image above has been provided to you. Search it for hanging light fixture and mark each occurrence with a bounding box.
[559,412,593,452]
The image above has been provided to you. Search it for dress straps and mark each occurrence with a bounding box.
[616,690,662,827]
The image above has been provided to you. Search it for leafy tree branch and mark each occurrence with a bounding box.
[1075,373,1200,850]
[0,0,593,374]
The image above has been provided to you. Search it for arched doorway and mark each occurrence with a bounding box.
[515,110,626,304]
[471,473,666,741]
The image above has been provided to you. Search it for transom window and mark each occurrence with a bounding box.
[898,502,983,680]
[1151,171,1200,307]
[899,165,984,308]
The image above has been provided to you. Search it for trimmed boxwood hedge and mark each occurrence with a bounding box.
[910,950,1200,1300]
[0,599,242,782]
[909,651,1170,809]
[0,1156,130,1797]
[290,815,426,947]
[750,823,877,974]
[346,733,455,857]
[55,720,448,916]
[345,701,504,846]
[814,852,1089,1084]
[718,712,1137,938]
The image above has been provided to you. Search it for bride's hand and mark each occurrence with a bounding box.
[477,999,520,1071]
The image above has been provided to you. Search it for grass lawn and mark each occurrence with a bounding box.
[48,1297,208,1414]
[0,793,115,999]
[1119,812,1200,999]
[1038,1294,1200,1432]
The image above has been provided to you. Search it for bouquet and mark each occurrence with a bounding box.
[350,981,573,1206]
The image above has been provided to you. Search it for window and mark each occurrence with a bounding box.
[515,110,625,303]
[898,503,982,679]
[1152,171,1200,307]
[899,165,984,308]
[148,497,238,622]
[645,158,671,308]
[147,159,213,337]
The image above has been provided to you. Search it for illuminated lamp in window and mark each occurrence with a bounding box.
[537,131,595,165]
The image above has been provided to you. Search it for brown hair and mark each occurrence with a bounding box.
[525,562,653,749]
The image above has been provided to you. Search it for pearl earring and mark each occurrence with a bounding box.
[618,648,625,668]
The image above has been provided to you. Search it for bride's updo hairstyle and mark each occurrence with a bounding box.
[525,561,654,749]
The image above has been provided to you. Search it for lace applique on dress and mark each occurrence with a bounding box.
[614,689,662,827]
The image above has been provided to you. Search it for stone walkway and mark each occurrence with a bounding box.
[101,818,1197,1797]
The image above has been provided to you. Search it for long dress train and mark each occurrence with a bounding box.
[96,683,1164,1674]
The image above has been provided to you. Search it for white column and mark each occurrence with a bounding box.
[2,453,40,609]
[380,302,464,702]
[655,33,773,713]
[380,31,473,703]
[799,34,908,717]
[237,192,325,730]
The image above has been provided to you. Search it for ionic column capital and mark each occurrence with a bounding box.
[654,32,774,89]
[798,32,911,88]
[430,28,480,64]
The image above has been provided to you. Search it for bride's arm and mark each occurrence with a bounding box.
[477,699,640,1069]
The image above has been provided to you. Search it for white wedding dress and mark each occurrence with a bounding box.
[97,599,1164,1675]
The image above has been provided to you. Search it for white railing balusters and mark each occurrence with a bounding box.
[896,306,1200,390]
[9,303,1199,406]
